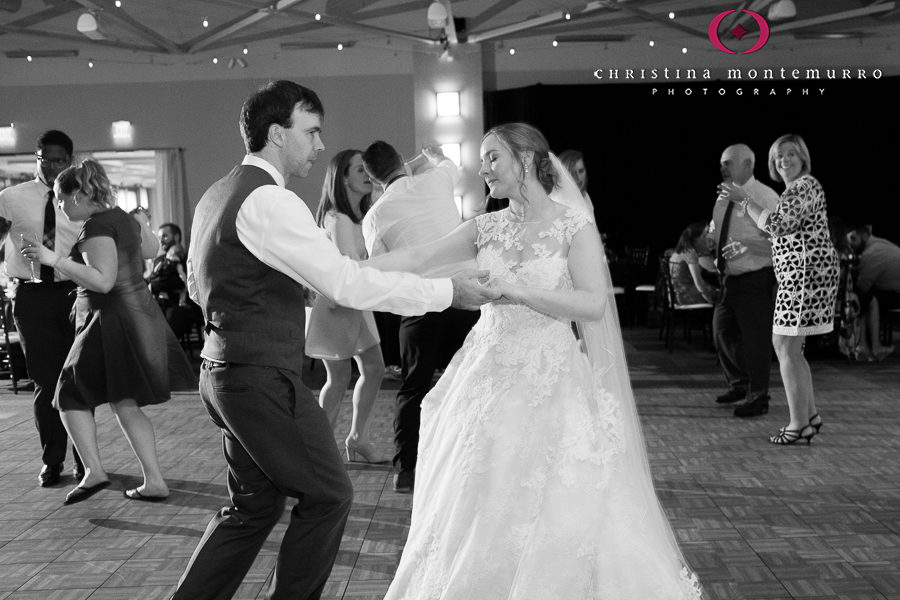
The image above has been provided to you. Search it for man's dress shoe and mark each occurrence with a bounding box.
[733,395,770,418]
[715,388,747,404]
[393,470,414,493]
[39,463,63,487]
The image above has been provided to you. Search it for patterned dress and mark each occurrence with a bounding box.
[763,175,839,336]
[382,207,702,600]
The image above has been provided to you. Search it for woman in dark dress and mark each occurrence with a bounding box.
[22,160,196,505]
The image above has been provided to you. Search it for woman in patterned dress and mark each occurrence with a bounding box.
[719,134,839,445]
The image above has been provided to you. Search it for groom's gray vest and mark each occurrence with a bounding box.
[190,164,307,371]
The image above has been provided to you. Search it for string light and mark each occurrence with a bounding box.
[509,47,516,55]
[649,40,655,47]
[314,13,321,20]
[564,12,571,20]
[337,43,343,50]
[669,12,675,19]
[202,17,209,28]
[681,47,687,53]
[552,39,558,47]
[26,55,32,62]
[114,0,121,6]
[242,46,248,55]
[212,56,218,64]
[88,60,94,68]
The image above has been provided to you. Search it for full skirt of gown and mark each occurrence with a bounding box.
[383,302,703,600]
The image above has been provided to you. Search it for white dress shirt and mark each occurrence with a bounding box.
[231,155,452,316]
[362,159,473,278]
[0,177,82,281]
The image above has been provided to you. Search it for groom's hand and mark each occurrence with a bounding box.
[450,270,499,310]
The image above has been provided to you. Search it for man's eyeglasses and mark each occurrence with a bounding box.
[35,154,71,167]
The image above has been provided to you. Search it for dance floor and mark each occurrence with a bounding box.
[0,327,898,600]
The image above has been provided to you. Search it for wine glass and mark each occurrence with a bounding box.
[19,232,42,283]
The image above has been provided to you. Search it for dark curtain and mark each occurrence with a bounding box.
[484,77,899,265]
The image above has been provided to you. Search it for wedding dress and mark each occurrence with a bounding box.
[383,160,704,600]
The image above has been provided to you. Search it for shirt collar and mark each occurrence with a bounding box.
[242,154,285,187]
[736,175,757,189]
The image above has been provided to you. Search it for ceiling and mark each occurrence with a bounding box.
[1,0,898,70]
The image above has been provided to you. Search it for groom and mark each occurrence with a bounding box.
[175,80,498,600]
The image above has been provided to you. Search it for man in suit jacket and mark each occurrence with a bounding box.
[175,80,497,600]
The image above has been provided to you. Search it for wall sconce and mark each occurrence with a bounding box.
[441,143,461,167]
[0,123,16,148]
[112,120,133,143]
[436,91,460,117]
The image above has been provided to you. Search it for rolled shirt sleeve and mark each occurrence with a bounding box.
[236,185,452,316]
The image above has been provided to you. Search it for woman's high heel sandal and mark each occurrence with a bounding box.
[808,413,823,434]
[345,437,389,464]
[770,424,815,445]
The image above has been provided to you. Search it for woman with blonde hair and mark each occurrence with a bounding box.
[22,159,195,504]
[719,133,839,445]
[307,149,387,463]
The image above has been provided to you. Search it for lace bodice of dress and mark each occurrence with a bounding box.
[475,207,591,338]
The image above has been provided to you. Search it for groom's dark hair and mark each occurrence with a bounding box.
[361,140,403,184]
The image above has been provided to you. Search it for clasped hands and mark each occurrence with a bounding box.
[449,270,517,310]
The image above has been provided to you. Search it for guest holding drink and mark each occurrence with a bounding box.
[21,159,196,504]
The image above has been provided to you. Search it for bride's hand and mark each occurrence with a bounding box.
[487,278,520,305]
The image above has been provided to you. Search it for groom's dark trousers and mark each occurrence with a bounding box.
[173,163,353,600]
[173,361,352,600]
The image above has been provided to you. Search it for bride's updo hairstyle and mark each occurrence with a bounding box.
[55,159,116,209]
[483,122,557,200]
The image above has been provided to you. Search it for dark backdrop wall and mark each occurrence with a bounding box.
[484,77,898,264]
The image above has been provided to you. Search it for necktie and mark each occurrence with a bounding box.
[715,199,735,274]
[41,191,56,282]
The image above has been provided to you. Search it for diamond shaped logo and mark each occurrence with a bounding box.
[729,24,749,40]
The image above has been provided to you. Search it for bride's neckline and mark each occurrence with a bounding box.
[502,205,560,225]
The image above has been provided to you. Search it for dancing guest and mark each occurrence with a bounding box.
[21,159,196,504]
[174,80,497,600]
[669,222,720,305]
[365,123,703,598]
[0,129,84,487]
[361,141,480,493]
[307,149,387,463]
[720,134,839,445]
[708,143,780,416]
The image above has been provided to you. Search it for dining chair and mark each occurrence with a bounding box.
[1,299,22,393]
[658,256,714,351]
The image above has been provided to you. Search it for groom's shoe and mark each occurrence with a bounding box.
[733,394,770,418]
[393,470,414,494]
[715,388,747,404]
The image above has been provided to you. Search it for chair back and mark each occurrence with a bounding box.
[628,246,650,267]
[659,255,676,310]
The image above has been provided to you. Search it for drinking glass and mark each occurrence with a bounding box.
[19,232,42,283]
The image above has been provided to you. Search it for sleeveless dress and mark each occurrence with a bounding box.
[305,211,379,360]
[54,207,197,410]
[383,208,703,600]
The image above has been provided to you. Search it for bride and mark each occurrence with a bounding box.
[365,123,704,599]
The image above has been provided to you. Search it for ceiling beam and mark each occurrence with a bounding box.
[742,2,897,37]
[721,0,776,33]
[467,0,524,31]
[292,10,437,45]
[1,1,81,30]
[615,5,709,38]
[73,0,182,53]
[187,0,310,53]
[353,0,423,22]
[0,24,157,52]
[197,22,327,54]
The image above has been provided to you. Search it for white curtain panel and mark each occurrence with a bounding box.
[151,148,190,239]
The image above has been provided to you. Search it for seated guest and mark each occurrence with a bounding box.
[848,225,900,360]
[146,222,199,339]
[669,222,721,305]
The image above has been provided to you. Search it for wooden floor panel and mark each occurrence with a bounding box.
[0,327,897,599]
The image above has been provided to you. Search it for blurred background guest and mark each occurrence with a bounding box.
[558,149,591,203]
[669,221,720,305]
[847,224,900,361]
[307,149,387,464]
